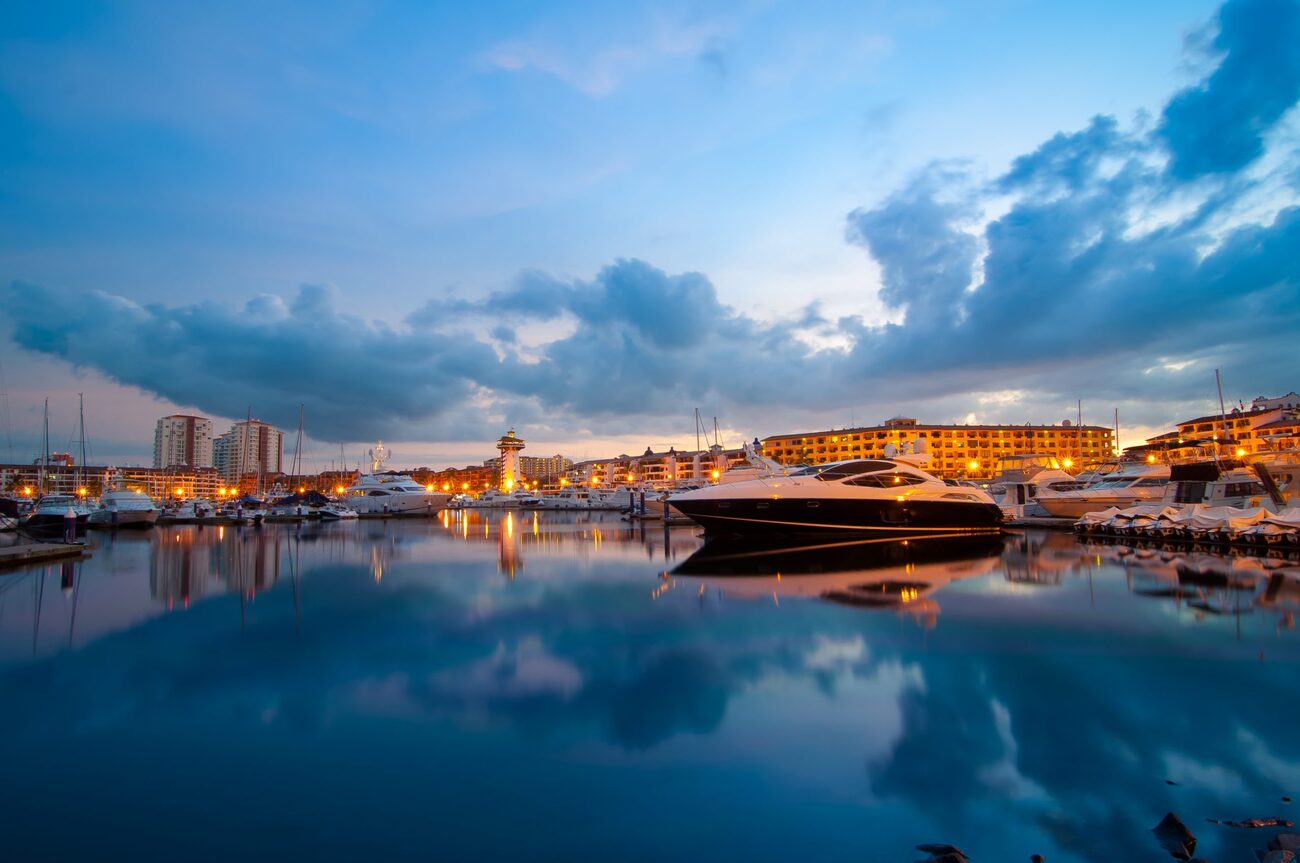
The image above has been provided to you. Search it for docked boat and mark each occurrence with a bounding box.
[87,483,160,529]
[22,494,93,535]
[159,498,218,524]
[986,453,1086,517]
[668,451,1003,538]
[1036,462,1171,519]
[1,497,21,531]
[346,473,449,515]
[318,502,359,520]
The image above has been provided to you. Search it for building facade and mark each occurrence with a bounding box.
[153,414,214,469]
[213,420,283,483]
[762,417,1114,480]
[1143,403,1300,460]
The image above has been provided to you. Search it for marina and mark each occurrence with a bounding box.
[1,514,1297,861]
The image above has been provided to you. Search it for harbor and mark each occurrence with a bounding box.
[1,515,1297,861]
[3,0,1298,857]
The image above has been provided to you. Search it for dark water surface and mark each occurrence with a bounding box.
[1,512,1297,862]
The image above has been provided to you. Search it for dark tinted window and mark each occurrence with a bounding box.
[813,460,897,481]
[844,472,927,488]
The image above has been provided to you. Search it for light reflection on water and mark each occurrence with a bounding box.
[0,514,1297,862]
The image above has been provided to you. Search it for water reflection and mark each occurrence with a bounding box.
[673,535,1005,627]
[0,519,1297,862]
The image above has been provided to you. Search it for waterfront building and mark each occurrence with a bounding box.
[213,419,283,483]
[0,464,223,500]
[762,417,1114,480]
[568,443,754,489]
[495,429,526,492]
[1252,391,1300,411]
[1144,402,1300,460]
[153,414,214,469]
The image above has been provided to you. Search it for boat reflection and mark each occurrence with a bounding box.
[1079,536,1300,628]
[437,508,702,577]
[672,535,1005,626]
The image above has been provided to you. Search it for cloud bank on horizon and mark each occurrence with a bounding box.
[2,0,1298,445]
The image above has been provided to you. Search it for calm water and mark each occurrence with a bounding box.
[1,512,1297,862]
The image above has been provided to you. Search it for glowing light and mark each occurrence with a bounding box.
[442,483,450,491]
[505,478,514,490]
[77,487,87,496]
[462,482,469,491]
[560,478,568,486]
[1147,454,1156,463]
[967,460,979,471]
[626,472,635,482]
[1235,447,1246,457]
[336,485,345,494]
[21,486,31,496]
[711,470,720,481]
[426,484,435,492]
[175,487,186,496]
[1062,458,1073,469]
[298,486,305,493]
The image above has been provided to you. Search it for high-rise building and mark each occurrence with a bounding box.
[153,414,214,469]
[213,419,283,482]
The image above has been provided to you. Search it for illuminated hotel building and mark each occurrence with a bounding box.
[1143,400,1300,459]
[212,419,283,483]
[762,416,1114,480]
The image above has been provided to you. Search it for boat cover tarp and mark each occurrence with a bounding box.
[1188,506,1271,532]
[1077,507,1126,527]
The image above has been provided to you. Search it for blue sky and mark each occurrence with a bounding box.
[2,0,1297,468]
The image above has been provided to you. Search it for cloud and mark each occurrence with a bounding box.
[1157,0,1300,179]
[3,0,1299,445]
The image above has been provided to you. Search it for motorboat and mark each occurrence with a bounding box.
[535,486,612,510]
[1036,462,1171,519]
[668,448,1003,538]
[159,498,217,524]
[346,472,450,515]
[318,502,359,520]
[986,453,1086,517]
[87,482,160,529]
[22,494,93,535]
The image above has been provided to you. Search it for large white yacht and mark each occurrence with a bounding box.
[87,482,160,529]
[346,473,449,514]
[345,442,449,515]
[668,447,1002,538]
[1036,462,1171,518]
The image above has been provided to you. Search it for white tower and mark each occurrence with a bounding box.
[496,429,526,492]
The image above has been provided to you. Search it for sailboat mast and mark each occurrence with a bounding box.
[1215,368,1230,450]
[78,392,86,491]
[40,398,49,495]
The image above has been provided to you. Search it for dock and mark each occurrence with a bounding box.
[0,541,91,570]
[1006,516,1077,530]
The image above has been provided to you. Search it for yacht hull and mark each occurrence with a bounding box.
[87,509,159,529]
[671,496,1003,537]
[23,513,89,535]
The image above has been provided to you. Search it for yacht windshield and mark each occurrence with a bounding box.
[800,460,896,481]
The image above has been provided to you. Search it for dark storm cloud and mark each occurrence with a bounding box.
[1157,0,1300,179]
[2,0,1297,441]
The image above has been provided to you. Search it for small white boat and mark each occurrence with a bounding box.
[318,502,359,520]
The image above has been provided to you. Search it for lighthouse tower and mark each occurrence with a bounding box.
[496,429,526,492]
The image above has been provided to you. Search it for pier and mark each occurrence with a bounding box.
[0,541,90,570]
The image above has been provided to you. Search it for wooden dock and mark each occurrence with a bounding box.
[0,541,91,570]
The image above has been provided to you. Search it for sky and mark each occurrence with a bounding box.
[1,0,1298,469]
